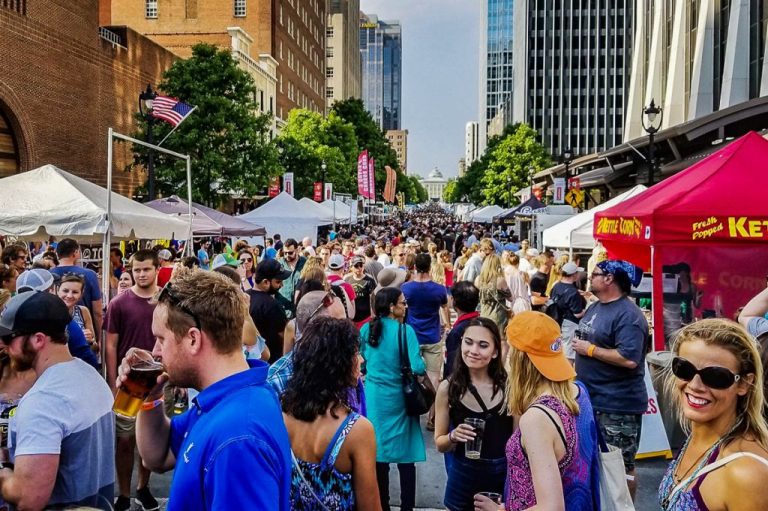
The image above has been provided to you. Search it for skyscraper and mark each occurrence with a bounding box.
[326,0,361,110]
[465,121,480,164]
[511,0,633,156]
[479,0,514,151]
[360,13,402,130]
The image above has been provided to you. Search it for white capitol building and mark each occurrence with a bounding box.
[418,167,448,201]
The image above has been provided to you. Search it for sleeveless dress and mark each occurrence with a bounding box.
[658,443,721,511]
[290,412,360,510]
[72,306,86,332]
[504,395,594,511]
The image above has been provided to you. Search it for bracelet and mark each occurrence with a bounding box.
[587,344,597,357]
[141,398,164,411]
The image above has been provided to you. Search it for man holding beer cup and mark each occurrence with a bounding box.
[0,291,115,510]
[116,269,291,510]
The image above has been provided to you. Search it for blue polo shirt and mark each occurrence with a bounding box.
[167,360,291,510]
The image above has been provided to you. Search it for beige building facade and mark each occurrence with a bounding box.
[326,0,361,110]
[385,129,408,174]
[420,167,447,201]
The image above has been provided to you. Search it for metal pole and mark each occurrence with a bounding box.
[186,156,194,255]
[648,131,655,186]
[147,116,155,201]
[101,128,114,372]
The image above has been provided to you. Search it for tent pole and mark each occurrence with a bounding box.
[651,245,665,351]
[186,156,194,256]
[101,128,114,376]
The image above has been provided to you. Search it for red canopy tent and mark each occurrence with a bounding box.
[593,131,768,350]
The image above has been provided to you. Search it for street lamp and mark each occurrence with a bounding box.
[642,99,663,186]
[138,84,158,200]
[561,147,573,178]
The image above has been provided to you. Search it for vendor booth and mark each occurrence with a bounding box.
[240,192,331,244]
[543,185,647,252]
[297,197,336,225]
[147,195,266,237]
[594,131,768,350]
[470,205,505,223]
[321,199,354,224]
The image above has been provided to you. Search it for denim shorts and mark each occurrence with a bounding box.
[444,454,506,511]
[595,411,643,471]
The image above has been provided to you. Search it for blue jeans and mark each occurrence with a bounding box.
[444,454,506,511]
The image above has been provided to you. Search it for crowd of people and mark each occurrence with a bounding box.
[0,205,767,510]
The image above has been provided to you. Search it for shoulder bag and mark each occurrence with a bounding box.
[398,323,435,416]
[594,412,635,511]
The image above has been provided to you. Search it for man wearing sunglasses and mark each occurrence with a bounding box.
[276,239,306,319]
[0,292,114,510]
[126,270,291,510]
[571,259,648,499]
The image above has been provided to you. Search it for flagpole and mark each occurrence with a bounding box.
[157,106,197,147]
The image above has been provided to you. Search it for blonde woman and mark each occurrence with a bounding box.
[475,254,511,334]
[547,253,570,295]
[501,252,530,314]
[475,311,598,510]
[431,253,452,328]
[454,245,474,282]
[659,319,768,510]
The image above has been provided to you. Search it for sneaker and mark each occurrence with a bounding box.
[135,487,159,511]
[114,495,131,511]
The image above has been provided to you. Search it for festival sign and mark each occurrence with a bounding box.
[268,176,280,198]
[324,183,333,201]
[283,173,294,196]
[313,182,322,202]
[552,178,565,204]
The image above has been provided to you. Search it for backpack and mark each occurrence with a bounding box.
[544,294,565,326]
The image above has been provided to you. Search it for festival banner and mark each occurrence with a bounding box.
[283,172,294,196]
[358,150,369,198]
[552,178,566,204]
[324,183,333,201]
[391,169,397,203]
[268,176,280,198]
[368,158,376,200]
[313,182,323,202]
[384,166,394,203]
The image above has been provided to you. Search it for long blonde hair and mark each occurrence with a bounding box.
[477,254,503,289]
[430,256,446,285]
[666,319,768,449]
[506,347,579,416]
[300,256,325,279]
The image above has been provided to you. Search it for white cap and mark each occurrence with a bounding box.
[328,254,345,270]
[562,262,584,275]
[15,269,55,292]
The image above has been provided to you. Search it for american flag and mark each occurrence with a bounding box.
[151,95,195,127]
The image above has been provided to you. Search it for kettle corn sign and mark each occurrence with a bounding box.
[691,216,768,240]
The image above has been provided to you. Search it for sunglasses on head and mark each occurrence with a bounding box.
[307,291,335,323]
[672,357,741,389]
[157,282,202,330]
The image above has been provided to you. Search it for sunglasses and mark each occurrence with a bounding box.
[672,357,741,389]
[157,282,202,330]
[240,257,253,262]
[0,332,22,345]
[307,292,335,323]
[590,271,607,279]
[353,263,364,268]
[284,251,296,257]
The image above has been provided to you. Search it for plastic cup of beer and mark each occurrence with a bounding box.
[113,351,164,419]
[477,492,502,504]
[464,417,485,459]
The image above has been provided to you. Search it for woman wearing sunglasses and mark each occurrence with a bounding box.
[237,249,256,292]
[659,319,768,510]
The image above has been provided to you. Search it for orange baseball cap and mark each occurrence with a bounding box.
[506,311,576,382]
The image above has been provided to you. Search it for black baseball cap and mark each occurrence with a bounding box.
[255,259,292,282]
[0,292,71,338]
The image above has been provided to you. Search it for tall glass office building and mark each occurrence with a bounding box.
[479,0,515,149]
[360,13,402,130]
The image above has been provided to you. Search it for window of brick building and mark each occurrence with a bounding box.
[326,47,333,57]
[326,87,334,98]
[234,0,246,17]
[326,67,334,78]
[145,0,158,18]
[326,27,334,38]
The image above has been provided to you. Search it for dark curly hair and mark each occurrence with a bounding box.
[448,317,507,410]
[281,317,360,421]
[367,287,402,347]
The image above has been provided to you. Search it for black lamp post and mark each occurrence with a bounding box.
[561,147,573,179]
[321,160,327,196]
[138,84,157,201]
[642,99,663,186]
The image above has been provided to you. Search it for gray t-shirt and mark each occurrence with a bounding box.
[10,358,115,509]
[748,317,768,338]
[462,254,483,283]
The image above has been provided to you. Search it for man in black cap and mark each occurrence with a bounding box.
[247,259,292,363]
[0,292,114,510]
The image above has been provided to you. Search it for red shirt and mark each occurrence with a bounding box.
[157,266,173,288]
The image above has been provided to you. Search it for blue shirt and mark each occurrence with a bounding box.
[575,297,649,414]
[168,360,291,511]
[67,319,99,370]
[197,248,210,270]
[401,280,447,345]
[50,266,102,316]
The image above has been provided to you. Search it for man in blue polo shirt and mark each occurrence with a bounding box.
[120,269,291,510]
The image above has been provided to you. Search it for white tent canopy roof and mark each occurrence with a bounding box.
[470,205,505,223]
[542,185,648,249]
[239,192,331,243]
[297,197,335,223]
[0,164,189,242]
[321,199,352,223]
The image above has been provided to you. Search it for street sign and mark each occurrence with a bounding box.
[568,176,581,190]
[565,188,584,208]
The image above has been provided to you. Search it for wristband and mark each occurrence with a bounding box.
[141,398,164,411]
[448,429,457,443]
[587,344,597,357]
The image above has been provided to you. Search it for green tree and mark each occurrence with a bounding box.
[443,179,457,202]
[276,109,358,198]
[129,43,277,206]
[331,98,404,201]
[481,124,551,207]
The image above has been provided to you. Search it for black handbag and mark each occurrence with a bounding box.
[398,323,436,416]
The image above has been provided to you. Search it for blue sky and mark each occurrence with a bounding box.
[360,0,480,179]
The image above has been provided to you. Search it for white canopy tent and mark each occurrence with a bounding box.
[321,199,353,224]
[470,205,505,223]
[542,185,648,250]
[240,192,331,244]
[297,197,336,224]
[0,164,189,242]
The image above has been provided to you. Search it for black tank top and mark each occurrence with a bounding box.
[449,389,515,460]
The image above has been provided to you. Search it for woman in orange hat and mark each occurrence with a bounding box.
[475,311,599,511]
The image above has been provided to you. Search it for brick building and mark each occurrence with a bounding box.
[0,0,177,196]
[105,0,327,124]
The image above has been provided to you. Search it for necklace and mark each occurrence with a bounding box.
[673,440,712,484]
